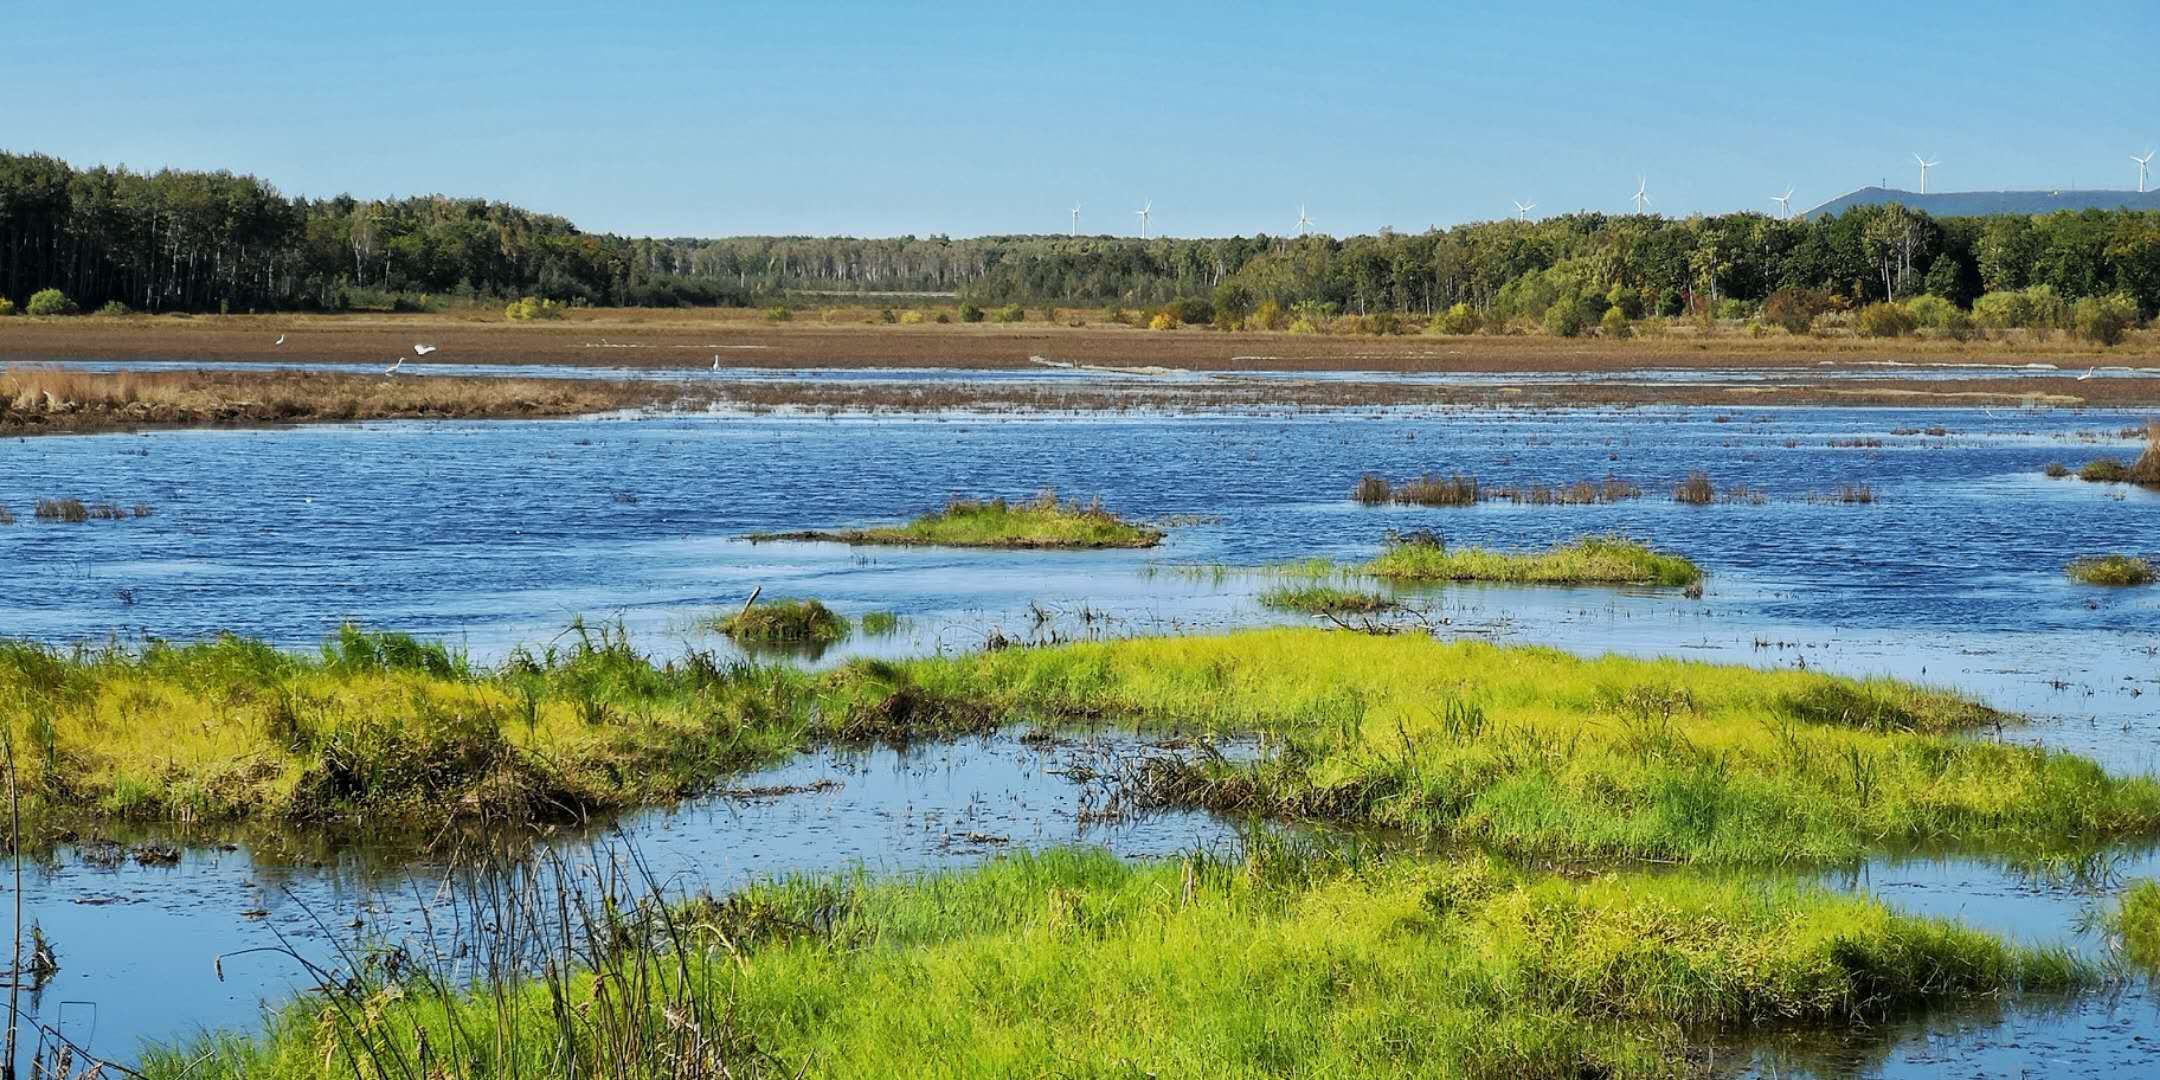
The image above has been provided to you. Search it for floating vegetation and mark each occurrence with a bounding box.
[2075,422,2160,487]
[1805,484,1877,505]
[29,497,149,522]
[750,490,1163,549]
[2067,555,2156,586]
[1361,533,1703,588]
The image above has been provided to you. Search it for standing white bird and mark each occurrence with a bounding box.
[384,357,403,376]
[413,344,437,356]
[2077,367,2096,381]
[274,334,286,346]
[712,354,722,371]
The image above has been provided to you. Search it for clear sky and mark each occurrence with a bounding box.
[9,0,2156,238]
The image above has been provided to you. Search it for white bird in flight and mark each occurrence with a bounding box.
[274,334,286,346]
[384,357,403,376]
[413,344,437,356]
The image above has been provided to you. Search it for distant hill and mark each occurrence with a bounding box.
[1803,186,2160,220]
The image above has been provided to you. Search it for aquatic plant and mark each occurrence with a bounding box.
[708,598,852,646]
[750,490,1163,549]
[1672,471,1715,505]
[860,610,903,636]
[881,628,2160,864]
[1257,584,1396,616]
[2111,880,2160,970]
[1361,535,1703,588]
[2067,555,2156,586]
[142,844,2089,1079]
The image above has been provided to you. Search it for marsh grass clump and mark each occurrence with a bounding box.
[2080,459,2131,483]
[32,498,88,522]
[709,599,852,646]
[893,629,2160,864]
[1363,535,1703,588]
[1673,471,1715,505]
[2067,555,2156,586]
[1486,477,1643,505]
[1391,472,1481,507]
[1258,584,1397,616]
[751,490,1163,549]
[2044,462,2071,478]
[0,505,14,525]
[145,845,2090,1080]
[2113,880,2160,970]
[1351,472,1391,504]
[860,610,904,636]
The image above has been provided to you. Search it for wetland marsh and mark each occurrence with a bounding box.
[2,390,2158,1076]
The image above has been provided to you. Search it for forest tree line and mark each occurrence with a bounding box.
[4,151,2159,319]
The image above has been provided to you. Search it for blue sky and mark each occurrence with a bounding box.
[9,0,2155,237]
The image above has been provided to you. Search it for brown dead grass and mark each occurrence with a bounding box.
[0,367,687,434]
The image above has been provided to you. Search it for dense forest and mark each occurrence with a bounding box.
[4,151,2158,319]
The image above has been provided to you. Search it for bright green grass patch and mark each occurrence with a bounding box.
[0,623,916,842]
[2111,879,2160,969]
[706,598,852,644]
[859,610,904,636]
[1257,583,1397,615]
[146,847,2086,1079]
[2067,555,2156,586]
[874,628,2160,863]
[750,491,1162,549]
[1362,535,1703,587]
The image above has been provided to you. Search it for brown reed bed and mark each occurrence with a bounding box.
[0,367,693,435]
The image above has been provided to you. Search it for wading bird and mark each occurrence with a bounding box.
[274,334,286,346]
[384,357,403,376]
[712,354,721,371]
[2078,367,2096,381]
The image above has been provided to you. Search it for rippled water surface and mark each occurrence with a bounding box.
[2,401,2158,1073]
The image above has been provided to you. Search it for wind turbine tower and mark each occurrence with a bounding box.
[1511,199,1536,221]
[1913,153,1939,194]
[1771,186,1794,219]
[2136,151,2155,194]
[1631,177,1652,214]
[1295,204,1314,236]
[1134,200,1152,239]
[1070,203,1081,237]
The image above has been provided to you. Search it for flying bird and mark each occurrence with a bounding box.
[274,334,286,346]
[384,357,403,376]
[413,344,437,356]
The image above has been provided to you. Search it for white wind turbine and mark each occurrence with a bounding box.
[1295,204,1314,236]
[1631,177,1652,214]
[1511,199,1536,221]
[1771,186,1795,219]
[1070,203,1081,237]
[2135,151,2155,194]
[1134,200,1152,239]
[1913,153,1939,194]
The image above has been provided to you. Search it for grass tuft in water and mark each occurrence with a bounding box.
[859,610,904,636]
[2067,555,2156,586]
[750,489,1162,549]
[1362,534,1703,588]
[1258,584,1397,615]
[708,598,852,645]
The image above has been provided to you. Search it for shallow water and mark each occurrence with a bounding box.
[3,402,2159,1071]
